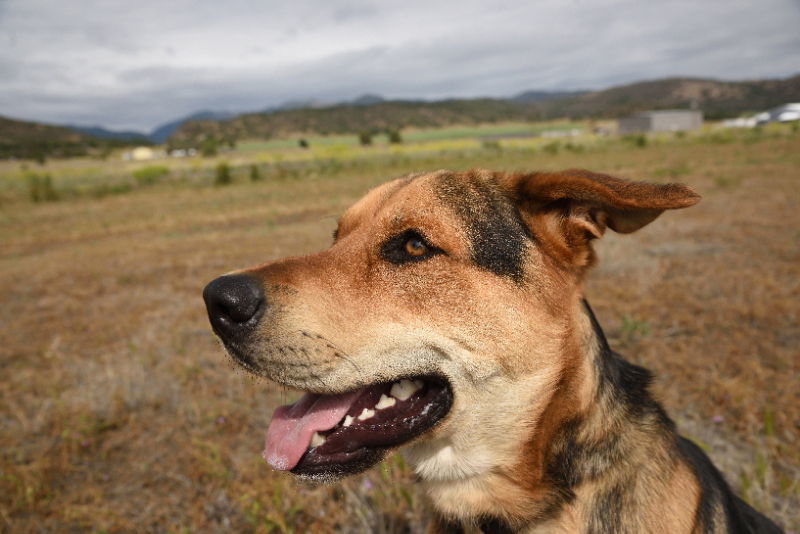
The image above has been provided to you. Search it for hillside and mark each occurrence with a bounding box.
[511,89,588,102]
[0,116,97,159]
[0,116,147,160]
[69,125,149,142]
[168,98,536,146]
[170,75,799,145]
[0,116,90,145]
[535,75,800,119]
[149,110,236,143]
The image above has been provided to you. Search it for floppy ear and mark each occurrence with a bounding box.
[500,169,700,269]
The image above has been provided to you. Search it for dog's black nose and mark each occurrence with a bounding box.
[203,274,265,340]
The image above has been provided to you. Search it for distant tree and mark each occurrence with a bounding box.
[298,138,309,149]
[200,138,218,157]
[387,129,402,144]
[215,162,232,185]
[358,131,373,146]
[33,148,47,165]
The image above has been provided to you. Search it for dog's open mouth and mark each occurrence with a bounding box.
[263,376,452,478]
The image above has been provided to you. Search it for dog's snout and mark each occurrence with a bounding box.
[203,274,265,339]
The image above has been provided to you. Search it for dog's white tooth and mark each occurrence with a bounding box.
[358,408,375,421]
[310,432,326,448]
[343,415,354,427]
[390,379,417,401]
[412,379,424,391]
[375,394,396,410]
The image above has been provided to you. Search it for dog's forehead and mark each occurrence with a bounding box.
[337,171,454,232]
[341,170,509,220]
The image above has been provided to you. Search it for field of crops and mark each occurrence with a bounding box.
[1,123,797,532]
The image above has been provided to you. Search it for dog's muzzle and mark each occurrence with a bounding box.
[203,274,265,342]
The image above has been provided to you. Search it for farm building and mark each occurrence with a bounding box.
[618,110,703,134]
[122,146,157,161]
[755,103,800,124]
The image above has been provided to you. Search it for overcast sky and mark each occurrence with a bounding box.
[1,0,798,132]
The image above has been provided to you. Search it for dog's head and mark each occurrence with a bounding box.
[203,169,698,482]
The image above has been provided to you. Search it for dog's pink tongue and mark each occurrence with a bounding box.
[263,390,360,471]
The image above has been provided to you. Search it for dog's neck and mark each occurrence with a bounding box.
[418,299,683,533]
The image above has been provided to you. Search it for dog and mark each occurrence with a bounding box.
[203,169,783,533]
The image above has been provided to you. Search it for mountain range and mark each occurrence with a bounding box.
[1,74,797,157]
[168,75,799,146]
[59,94,395,143]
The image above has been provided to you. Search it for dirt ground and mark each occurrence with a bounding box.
[1,131,797,532]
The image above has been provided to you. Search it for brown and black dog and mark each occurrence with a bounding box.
[203,169,783,533]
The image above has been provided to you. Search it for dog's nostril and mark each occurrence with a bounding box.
[203,274,265,336]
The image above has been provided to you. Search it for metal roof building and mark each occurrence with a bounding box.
[755,103,800,124]
[618,110,703,134]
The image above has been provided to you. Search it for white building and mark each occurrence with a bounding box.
[755,103,800,125]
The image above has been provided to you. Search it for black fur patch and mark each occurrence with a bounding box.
[582,300,672,424]
[430,513,465,534]
[478,515,515,534]
[544,419,582,500]
[586,483,624,534]
[435,173,529,281]
[677,437,784,534]
[677,436,724,533]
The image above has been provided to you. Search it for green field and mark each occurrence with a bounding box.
[3,121,592,202]
[1,122,798,532]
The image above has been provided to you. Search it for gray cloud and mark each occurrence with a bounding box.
[0,0,798,131]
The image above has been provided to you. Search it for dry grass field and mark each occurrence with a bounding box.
[1,125,798,532]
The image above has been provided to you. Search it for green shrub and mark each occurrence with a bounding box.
[26,173,59,202]
[215,162,232,186]
[358,131,373,146]
[387,129,403,144]
[249,164,262,182]
[622,134,648,148]
[620,314,650,344]
[542,141,560,155]
[706,132,734,144]
[654,164,690,178]
[481,140,502,152]
[132,165,169,186]
[714,175,741,188]
[298,138,309,149]
[90,182,133,198]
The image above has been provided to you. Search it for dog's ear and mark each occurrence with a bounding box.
[500,169,700,269]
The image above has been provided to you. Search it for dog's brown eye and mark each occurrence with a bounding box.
[405,237,428,257]
[380,230,441,265]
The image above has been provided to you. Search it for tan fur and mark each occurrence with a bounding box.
[220,169,714,532]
